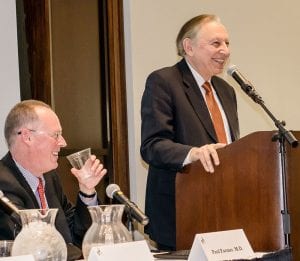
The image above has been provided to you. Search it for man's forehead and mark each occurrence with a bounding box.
[197,21,228,40]
[34,107,61,127]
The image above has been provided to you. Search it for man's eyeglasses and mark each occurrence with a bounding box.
[17,128,63,141]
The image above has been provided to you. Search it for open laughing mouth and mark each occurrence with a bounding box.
[213,58,226,65]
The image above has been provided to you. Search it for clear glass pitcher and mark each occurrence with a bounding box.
[12,208,67,261]
[82,204,132,259]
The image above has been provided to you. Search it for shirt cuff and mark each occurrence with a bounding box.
[79,193,98,206]
[182,148,193,166]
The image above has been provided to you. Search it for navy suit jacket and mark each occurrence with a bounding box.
[0,152,92,247]
[140,59,240,248]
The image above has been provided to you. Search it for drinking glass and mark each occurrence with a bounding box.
[66,148,92,179]
[0,240,14,257]
[66,148,91,170]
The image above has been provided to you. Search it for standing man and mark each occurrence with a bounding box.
[140,14,239,250]
[0,100,107,258]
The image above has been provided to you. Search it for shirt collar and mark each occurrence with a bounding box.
[185,59,214,96]
[13,159,45,193]
[185,59,209,87]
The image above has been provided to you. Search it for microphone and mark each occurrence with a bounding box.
[106,184,149,225]
[228,65,298,147]
[0,190,21,228]
[0,190,19,215]
[227,65,263,103]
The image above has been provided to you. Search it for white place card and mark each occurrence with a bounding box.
[0,255,34,261]
[88,240,153,261]
[188,229,254,261]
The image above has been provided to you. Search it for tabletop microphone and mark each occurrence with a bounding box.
[0,190,21,227]
[0,190,19,215]
[227,65,263,103]
[106,184,149,225]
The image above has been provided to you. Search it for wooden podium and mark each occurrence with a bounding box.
[176,131,300,259]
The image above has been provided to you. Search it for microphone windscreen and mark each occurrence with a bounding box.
[227,64,237,76]
[106,184,120,199]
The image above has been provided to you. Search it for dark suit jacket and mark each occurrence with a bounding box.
[140,59,240,248]
[0,152,92,248]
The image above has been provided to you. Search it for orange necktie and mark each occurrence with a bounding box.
[37,177,47,212]
[202,82,227,144]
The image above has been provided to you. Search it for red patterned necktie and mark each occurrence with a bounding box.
[37,177,47,212]
[202,81,227,144]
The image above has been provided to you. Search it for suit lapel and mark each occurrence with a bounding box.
[2,153,40,208]
[178,59,218,142]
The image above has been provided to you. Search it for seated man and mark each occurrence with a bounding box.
[0,100,107,259]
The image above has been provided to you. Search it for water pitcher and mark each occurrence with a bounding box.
[12,208,67,261]
[82,204,132,259]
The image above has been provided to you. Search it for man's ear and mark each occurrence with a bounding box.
[182,38,194,56]
[19,128,32,143]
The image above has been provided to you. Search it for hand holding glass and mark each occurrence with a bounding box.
[66,148,92,178]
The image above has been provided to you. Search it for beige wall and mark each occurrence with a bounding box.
[123,0,300,209]
[0,0,20,157]
[1,0,299,211]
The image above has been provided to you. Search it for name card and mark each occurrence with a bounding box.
[0,255,34,261]
[88,240,153,261]
[188,229,254,261]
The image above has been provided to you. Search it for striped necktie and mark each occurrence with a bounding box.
[37,177,47,212]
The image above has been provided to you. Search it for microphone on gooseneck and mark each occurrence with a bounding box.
[0,190,21,227]
[227,65,263,103]
[0,190,19,215]
[227,64,298,148]
[106,184,149,225]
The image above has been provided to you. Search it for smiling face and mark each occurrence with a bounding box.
[23,107,67,176]
[183,20,230,80]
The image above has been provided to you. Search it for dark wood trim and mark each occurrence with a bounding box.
[17,0,130,196]
[22,0,52,104]
[106,0,130,196]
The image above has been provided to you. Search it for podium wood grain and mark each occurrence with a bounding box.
[176,131,300,260]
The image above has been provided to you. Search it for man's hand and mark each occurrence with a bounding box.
[70,155,107,194]
[189,143,226,173]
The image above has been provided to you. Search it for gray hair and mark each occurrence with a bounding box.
[4,100,51,148]
[176,14,220,57]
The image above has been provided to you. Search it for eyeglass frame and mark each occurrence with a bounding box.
[17,128,63,141]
